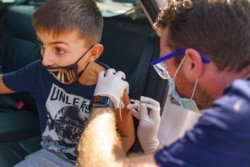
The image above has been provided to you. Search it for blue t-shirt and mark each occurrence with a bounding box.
[3,60,108,162]
[154,77,250,167]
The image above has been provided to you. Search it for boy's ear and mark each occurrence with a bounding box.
[88,44,104,62]
[183,48,203,79]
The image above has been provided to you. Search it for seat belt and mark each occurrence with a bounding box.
[129,33,166,153]
[129,33,159,99]
[0,9,7,68]
[129,33,168,106]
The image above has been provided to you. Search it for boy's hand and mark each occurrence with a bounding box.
[128,96,161,154]
[94,68,129,109]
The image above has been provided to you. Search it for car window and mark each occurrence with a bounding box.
[96,0,136,17]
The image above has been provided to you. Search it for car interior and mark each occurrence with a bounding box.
[0,0,168,166]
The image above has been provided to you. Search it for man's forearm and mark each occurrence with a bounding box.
[77,107,158,167]
[77,107,125,167]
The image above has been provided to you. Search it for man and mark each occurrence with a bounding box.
[77,0,250,166]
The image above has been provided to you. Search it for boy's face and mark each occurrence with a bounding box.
[37,29,91,71]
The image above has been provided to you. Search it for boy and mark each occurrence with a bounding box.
[0,0,134,166]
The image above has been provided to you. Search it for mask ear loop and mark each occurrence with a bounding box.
[191,78,201,113]
[172,55,198,100]
[77,62,89,77]
[173,56,187,80]
[191,78,198,99]
[77,44,96,77]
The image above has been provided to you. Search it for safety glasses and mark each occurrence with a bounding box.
[151,48,210,79]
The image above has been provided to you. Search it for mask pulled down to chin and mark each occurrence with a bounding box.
[157,79,202,146]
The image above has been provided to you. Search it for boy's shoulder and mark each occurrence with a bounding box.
[96,61,110,69]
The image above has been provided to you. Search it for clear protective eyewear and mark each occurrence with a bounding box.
[151,48,210,80]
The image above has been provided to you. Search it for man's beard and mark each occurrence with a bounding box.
[174,71,214,110]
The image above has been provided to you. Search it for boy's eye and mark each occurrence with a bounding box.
[56,47,65,54]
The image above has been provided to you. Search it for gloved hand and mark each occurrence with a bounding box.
[127,96,161,154]
[94,68,129,109]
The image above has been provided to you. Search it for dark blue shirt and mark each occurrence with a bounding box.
[3,60,109,162]
[155,77,250,167]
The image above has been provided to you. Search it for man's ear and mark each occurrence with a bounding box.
[88,44,104,62]
[183,48,203,79]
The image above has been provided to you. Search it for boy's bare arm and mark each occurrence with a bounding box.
[115,92,135,153]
